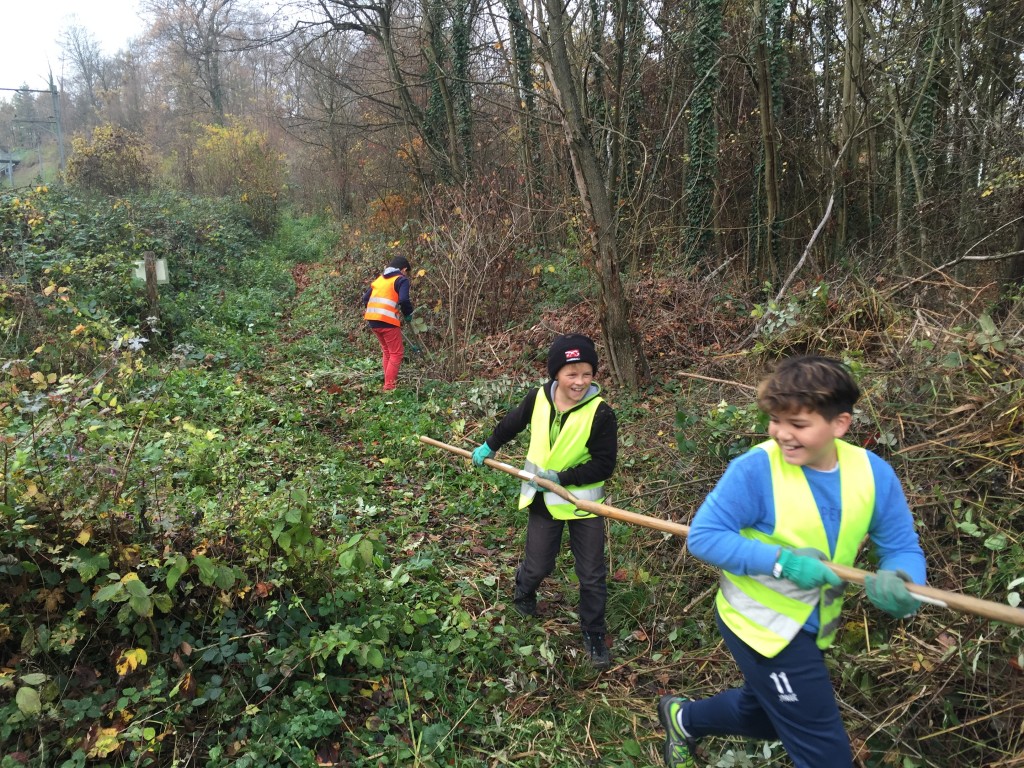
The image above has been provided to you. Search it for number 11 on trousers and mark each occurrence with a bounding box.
[770,672,799,703]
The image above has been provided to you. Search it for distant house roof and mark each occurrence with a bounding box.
[0,152,20,165]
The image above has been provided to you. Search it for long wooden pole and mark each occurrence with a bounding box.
[420,435,1024,627]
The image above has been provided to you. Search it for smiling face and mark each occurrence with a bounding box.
[553,362,594,409]
[767,407,852,471]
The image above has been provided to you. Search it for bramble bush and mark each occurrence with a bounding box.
[1,191,551,767]
[4,186,1022,768]
[65,125,153,196]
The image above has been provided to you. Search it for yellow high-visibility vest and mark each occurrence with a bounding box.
[715,439,875,657]
[518,389,605,521]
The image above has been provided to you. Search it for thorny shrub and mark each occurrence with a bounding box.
[65,125,153,196]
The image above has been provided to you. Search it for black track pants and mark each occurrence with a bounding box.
[514,501,607,633]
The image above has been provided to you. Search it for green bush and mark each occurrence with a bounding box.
[194,121,287,236]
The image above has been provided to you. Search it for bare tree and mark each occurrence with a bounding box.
[60,25,109,128]
[143,0,242,124]
[529,0,649,387]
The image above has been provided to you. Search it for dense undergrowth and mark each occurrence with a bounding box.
[1,185,1022,767]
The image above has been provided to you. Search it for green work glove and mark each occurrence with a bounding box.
[864,570,921,618]
[471,443,494,466]
[777,548,844,590]
[527,468,559,491]
[792,547,849,588]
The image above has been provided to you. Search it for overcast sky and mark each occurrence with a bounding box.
[0,0,146,92]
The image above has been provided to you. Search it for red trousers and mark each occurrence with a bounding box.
[372,325,404,391]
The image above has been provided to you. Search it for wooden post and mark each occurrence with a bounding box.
[144,251,160,321]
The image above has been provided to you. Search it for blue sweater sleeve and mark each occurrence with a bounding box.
[687,447,927,585]
[688,450,780,577]
[864,452,927,584]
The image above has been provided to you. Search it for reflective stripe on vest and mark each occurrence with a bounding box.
[716,439,875,657]
[518,388,604,521]
[364,274,402,325]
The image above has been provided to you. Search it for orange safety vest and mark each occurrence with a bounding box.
[364,273,403,326]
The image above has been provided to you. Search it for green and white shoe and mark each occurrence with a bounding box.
[657,695,698,768]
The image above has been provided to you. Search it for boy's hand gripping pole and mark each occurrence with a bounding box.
[419,435,1024,627]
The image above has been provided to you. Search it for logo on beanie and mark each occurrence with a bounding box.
[564,348,581,362]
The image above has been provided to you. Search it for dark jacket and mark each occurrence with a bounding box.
[484,382,617,487]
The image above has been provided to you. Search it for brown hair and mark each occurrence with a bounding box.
[756,356,860,420]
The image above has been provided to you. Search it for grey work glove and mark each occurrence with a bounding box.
[527,468,559,491]
[864,569,921,618]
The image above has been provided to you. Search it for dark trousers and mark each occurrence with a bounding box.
[682,607,852,768]
[515,500,607,634]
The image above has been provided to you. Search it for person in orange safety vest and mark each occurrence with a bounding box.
[361,256,414,391]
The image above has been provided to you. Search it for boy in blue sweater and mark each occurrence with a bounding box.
[659,356,926,768]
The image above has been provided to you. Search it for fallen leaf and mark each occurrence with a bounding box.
[87,727,122,758]
[116,648,148,676]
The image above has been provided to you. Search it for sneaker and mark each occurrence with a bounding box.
[658,695,698,768]
[582,632,610,669]
[512,590,537,618]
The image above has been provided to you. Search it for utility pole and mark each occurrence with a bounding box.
[1,83,67,178]
[49,73,65,172]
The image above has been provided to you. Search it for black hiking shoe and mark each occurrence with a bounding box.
[582,631,610,669]
[512,590,538,617]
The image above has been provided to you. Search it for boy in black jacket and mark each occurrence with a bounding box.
[471,334,618,668]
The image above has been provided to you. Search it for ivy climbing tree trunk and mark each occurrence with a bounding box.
[835,0,865,256]
[750,0,785,278]
[423,0,461,182]
[421,0,475,182]
[749,0,786,280]
[534,0,649,387]
[606,0,645,234]
[684,0,723,263]
[494,0,546,241]
[451,4,473,175]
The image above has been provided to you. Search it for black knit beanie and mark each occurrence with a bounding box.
[389,256,411,271]
[547,334,598,378]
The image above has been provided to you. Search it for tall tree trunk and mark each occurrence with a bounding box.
[497,0,545,243]
[835,0,865,258]
[752,0,783,277]
[684,0,723,262]
[422,0,460,182]
[535,0,648,387]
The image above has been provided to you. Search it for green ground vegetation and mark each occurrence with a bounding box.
[1,185,1022,767]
